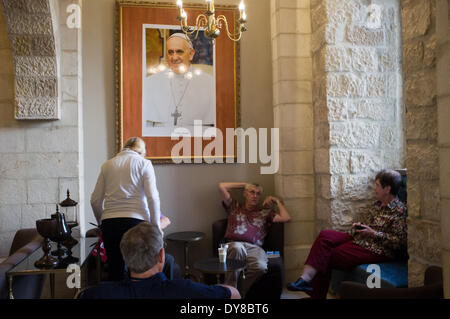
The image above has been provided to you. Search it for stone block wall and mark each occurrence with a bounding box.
[312,0,404,233]
[271,0,316,282]
[0,0,60,119]
[401,0,442,287]
[436,0,450,297]
[0,0,83,257]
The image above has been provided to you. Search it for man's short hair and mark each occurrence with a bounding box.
[120,222,164,274]
[244,183,263,193]
[376,169,402,196]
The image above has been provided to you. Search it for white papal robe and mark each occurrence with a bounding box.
[142,66,216,137]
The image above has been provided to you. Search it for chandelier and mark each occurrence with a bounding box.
[176,0,247,42]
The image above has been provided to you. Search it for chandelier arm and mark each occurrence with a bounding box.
[216,15,242,42]
[180,14,208,39]
[193,14,209,40]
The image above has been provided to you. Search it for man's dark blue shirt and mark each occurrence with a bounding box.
[78,272,231,299]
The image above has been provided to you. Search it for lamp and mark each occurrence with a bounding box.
[35,218,59,269]
[59,190,79,248]
[50,205,70,258]
[176,0,247,41]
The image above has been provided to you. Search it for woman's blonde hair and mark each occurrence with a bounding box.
[123,137,146,156]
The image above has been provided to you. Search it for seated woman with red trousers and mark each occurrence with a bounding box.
[287,169,407,299]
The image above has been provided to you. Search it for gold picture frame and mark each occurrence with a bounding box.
[115,0,241,163]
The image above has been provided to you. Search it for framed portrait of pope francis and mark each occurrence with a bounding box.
[116,1,240,164]
[142,28,216,137]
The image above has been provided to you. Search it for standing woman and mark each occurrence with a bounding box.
[91,137,172,281]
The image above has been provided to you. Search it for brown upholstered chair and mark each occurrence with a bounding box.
[0,229,46,299]
[211,218,285,299]
[339,266,443,299]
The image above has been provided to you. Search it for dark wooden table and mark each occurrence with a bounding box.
[165,231,205,279]
[6,237,98,299]
[193,257,247,284]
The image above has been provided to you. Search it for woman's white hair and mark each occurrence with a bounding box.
[123,137,146,156]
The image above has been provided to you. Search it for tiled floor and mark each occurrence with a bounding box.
[280,288,336,299]
[280,288,310,299]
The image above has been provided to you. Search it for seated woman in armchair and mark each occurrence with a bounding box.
[287,169,407,299]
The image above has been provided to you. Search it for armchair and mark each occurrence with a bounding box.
[211,218,285,299]
[0,229,46,299]
[339,266,443,299]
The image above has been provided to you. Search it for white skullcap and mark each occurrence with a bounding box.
[168,32,194,49]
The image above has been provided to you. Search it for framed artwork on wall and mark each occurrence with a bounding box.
[115,1,240,163]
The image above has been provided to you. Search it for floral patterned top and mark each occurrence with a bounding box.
[223,199,276,246]
[351,197,408,259]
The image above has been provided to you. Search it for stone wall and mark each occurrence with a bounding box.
[401,0,442,287]
[312,0,404,233]
[0,0,60,120]
[436,0,450,297]
[0,0,83,257]
[271,0,315,282]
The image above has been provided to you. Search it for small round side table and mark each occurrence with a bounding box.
[193,258,247,284]
[165,231,205,279]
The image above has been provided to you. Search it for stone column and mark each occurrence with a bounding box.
[312,0,404,233]
[401,0,442,287]
[271,0,315,282]
[436,0,450,298]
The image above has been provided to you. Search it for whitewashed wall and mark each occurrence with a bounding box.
[0,0,83,257]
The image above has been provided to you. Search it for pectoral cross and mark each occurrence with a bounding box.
[171,108,182,126]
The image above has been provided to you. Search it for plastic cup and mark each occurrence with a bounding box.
[218,247,226,263]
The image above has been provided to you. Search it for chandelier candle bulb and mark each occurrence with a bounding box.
[205,0,214,16]
[239,1,245,14]
[239,1,245,11]
[181,9,188,30]
[177,0,183,17]
[239,1,246,22]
